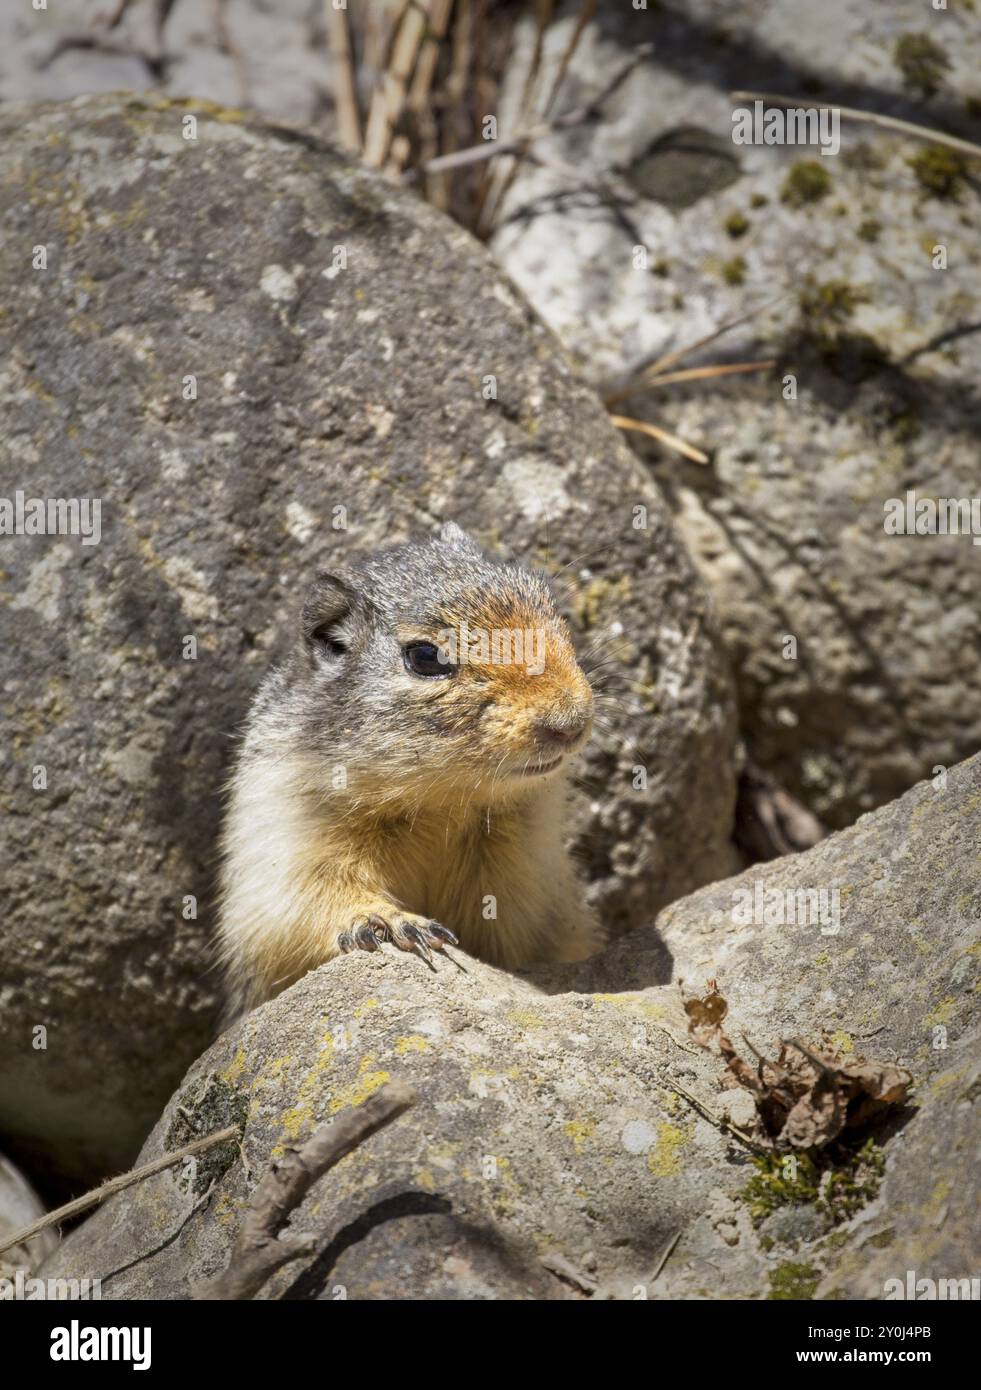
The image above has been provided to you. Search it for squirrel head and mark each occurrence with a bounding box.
[290,523,594,809]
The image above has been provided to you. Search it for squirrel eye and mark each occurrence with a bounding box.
[404,641,454,679]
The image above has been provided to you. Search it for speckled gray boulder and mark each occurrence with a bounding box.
[491,0,981,829]
[0,93,736,1186]
[42,754,980,1299]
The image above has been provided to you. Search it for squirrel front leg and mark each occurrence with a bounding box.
[259,872,456,1001]
[221,852,457,1018]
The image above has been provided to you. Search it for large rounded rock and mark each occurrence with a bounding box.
[0,94,737,1185]
[491,0,981,829]
[43,755,980,1299]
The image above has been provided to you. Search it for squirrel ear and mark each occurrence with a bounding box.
[302,572,360,658]
[439,521,480,552]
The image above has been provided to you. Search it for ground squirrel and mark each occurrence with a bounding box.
[218,522,603,1015]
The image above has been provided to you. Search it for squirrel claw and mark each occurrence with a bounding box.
[338,913,457,966]
[355,919,383,951]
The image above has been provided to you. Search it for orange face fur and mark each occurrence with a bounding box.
[384,592,594,806]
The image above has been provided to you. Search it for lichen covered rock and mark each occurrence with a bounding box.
[43,755,980,1298]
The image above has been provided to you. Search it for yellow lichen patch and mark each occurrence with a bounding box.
[648,1122,689,1177]
[214,1192,242,1226]
[507,1007,546,1030]
[427,1141,462,1172]
[296,1033,337,1101]
[926,1066,967,1099]
[592,992,668,1021]
[220,1048,248,1086]
[564,1117,597,1153]
[571,574,634,631]
[924,997,959,1027]
[828,1030,854,1055]
[280,1103,314,1142]
[923,1177,952,1225]
[353,997,379,1019]
[395,1034,429,1055]
[416,1168,437,1192]
[328,1055,391,1113]
[135,95,250,123]
[251,1055,290,1091]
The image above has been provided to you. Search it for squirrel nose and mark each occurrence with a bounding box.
[534,712,590,750]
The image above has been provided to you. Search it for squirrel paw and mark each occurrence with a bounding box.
[338,912,458,966]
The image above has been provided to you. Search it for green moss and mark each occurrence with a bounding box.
[743,1152,822,1223]
[842,141,884,173]
[724,211,750,238]
[887,408,921,444]
[165,1072,248,1195]
[650,257,670,277]
[908,145,969,200]
[893,33,951,98]
[721,255,747,285]
[780,160,832,207]
[799,278,868,325]
[795,278,888,378]
[857,217,882,242]
[750,192,769,208]
[742,1138,887,1230]
[768,1261,819,1300]
[866,1227,896,1250]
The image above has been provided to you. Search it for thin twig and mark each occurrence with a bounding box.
[411,38,651,181]
[731,91,981,162]
[671,1081,765,1152]
[476,0,554,235]
[650,1227,682,1284]
[609,415,709,465]
[364,1,426,168]
[604,295,785,405]
[441,42,652,218]
[636,360,776,388]
[541,0,598,118]
[430,0,471,211]
[197,1080,416,1300]
[326,0,363,152]
[0,1125,240,1259]
[387,0,454,175]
